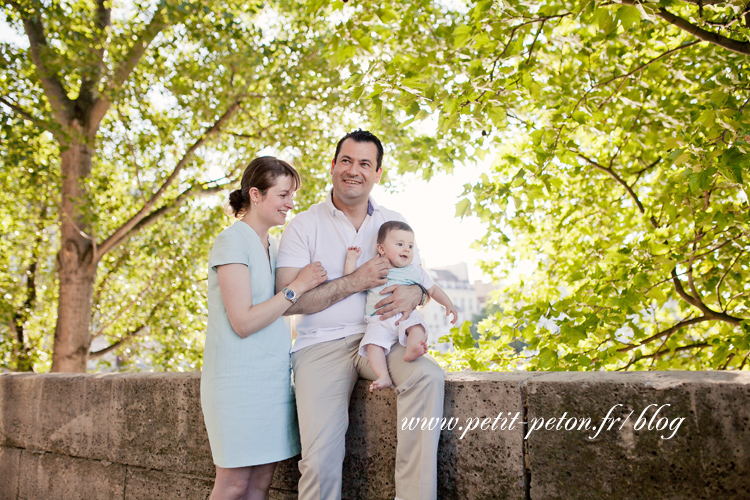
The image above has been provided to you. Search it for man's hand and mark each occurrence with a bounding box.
[375,284,422,324]
[350,255,390,291]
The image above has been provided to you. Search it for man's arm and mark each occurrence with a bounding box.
[276,255,390,315]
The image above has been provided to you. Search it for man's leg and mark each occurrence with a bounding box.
[292,337,359,500]
[356,341,445,500]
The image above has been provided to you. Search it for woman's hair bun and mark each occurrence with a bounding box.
[228,189,246,217]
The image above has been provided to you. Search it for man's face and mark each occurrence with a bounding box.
[331,138,382,206]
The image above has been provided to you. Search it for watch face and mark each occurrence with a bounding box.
[285,289,295,300]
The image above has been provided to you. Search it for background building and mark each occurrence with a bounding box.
[422,263,481,344]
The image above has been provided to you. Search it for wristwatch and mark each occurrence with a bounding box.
[417,284,428,307]
[281,287,298,304]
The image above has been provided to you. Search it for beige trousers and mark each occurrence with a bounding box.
[291,333,444,500]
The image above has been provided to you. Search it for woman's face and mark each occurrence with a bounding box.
[255,175,296,227]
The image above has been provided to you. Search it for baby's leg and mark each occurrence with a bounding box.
[403,324,428,362]
[344,246,362,275]
[366,344,393,392]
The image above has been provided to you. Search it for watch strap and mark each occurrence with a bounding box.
[416,283,428,307]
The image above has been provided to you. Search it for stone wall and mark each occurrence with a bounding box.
[1,371,748,499]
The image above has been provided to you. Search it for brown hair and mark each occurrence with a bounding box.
[377,220,414,244]
[228,156,301,217]
[334,129,385,171]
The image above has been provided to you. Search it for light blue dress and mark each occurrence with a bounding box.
[200,221,300,468]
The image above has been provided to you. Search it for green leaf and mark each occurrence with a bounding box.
[452,25,473,48]
[616,5,641,29]
[538,347,559,369]
[343,72,363,89]
[455,198,471,218]
[718,147,747,184]
[401,76,429,91]
[375,7,398,23]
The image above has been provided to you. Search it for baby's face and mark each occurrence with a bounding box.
[378,229,415,268]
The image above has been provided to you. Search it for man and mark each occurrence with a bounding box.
[276,130,444,500]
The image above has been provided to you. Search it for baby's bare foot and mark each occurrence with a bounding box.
[403,340,428,362]
[369,376,393,392]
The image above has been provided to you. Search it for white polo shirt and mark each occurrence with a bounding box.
[277,191,425,353]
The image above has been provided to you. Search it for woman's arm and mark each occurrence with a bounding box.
[219,261,326,338]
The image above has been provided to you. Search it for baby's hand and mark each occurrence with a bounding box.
[446,305,458,325]
[344,246,362,275]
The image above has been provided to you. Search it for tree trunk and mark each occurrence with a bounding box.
[50,135,96,372]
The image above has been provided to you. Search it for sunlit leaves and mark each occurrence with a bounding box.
[0,0,392,371]
[346,0,750,371]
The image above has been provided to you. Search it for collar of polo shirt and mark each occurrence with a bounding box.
[325,190,377,217]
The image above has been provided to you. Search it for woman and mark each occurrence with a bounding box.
[201,156,327,500]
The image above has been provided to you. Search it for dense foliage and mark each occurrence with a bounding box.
[0,0,413,371]
[332,0,750,370]
[2,0,748,372]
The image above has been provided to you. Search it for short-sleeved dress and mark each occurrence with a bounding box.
[200,221,300,468]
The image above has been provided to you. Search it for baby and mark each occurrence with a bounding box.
[345,220,457,392]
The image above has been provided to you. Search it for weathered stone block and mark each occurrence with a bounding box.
[37,373,114,459]
[123,467,213,500]
[107,373,213,477]
[271,455,300,492]
[0,446,22,500]
[438,372,532,500]
[17,450,126,500]
[342,379,399,499]
[0,374,44,449]
[525,372,750,500]
[269,488,299,500]
[317,373,531,500]
[0,373,115,460]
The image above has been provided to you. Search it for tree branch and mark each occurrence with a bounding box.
[92,267,161,340]
[671,268,743,324]
[621,0,750,55]
[617,315,710,353]
[525,20,546,65]
[19,13,73,128]
[96,99,243,261]
[115,106,147,204]
[0,96,65,141]
[690,228,749,261]
[686,230,706,309]
[111,5,168,90]
[716,247,746,311]
[79,0,112,107]
[100,181,231,257]
[620,341,711,370]
[89,2,168,133]
[89,281,181,359]
[657,6,750,55]
[632,157,661,181]
[133,182,230,233]
[575,152,660,228]
[88,324,147,358]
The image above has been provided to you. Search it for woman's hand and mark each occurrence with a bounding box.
[289,261,327,295]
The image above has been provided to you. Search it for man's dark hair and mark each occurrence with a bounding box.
[377,220,414,244]
[333,129,384,171]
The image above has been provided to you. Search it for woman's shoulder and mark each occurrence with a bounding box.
[209,222,253,267]
[213,221,245,246]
